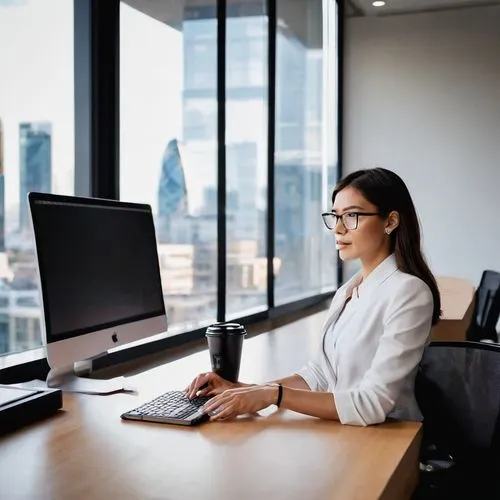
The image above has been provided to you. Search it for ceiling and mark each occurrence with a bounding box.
[347,0,500,16]
[123,0,323,48]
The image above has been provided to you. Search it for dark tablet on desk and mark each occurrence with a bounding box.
[0,385,63,435]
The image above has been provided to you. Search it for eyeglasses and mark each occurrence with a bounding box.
[321,211,381,231]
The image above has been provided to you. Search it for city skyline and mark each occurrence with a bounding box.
[147,1,332,311]
[0,0,337,356]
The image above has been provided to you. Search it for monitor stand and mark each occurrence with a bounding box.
[46,360,135,395]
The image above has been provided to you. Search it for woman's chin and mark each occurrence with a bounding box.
[338,248,357,261]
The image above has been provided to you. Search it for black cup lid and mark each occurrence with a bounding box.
[206,322,246,336]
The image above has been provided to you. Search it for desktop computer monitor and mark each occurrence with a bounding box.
[28,192,168,384]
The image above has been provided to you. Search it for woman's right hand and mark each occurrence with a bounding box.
[184,372,238,400]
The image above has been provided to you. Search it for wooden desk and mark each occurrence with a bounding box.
[431,276,475,341]
[0,311,421,500]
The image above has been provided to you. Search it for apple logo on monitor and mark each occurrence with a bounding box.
[112,332,118,343]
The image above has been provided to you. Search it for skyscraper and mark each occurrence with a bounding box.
[183,9,265,232]
[226,142,258,241]
[19,122,52,231]
[157,138,188,243]
[0,119,5,251]
[180,6,328,298]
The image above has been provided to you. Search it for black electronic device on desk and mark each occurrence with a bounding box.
[0,385,62,435]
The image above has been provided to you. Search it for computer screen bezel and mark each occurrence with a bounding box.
[28,192,167,347]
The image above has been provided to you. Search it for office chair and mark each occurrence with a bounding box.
[413,341,500,499]
[466,270,500,343]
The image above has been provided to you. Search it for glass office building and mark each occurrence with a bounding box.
[19,122,52,232]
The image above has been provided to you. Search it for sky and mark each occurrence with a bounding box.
[0,0,74,230]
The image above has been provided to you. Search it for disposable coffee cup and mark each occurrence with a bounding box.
[205,322,246,383]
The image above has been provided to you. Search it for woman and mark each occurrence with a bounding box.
[185,168,441,426]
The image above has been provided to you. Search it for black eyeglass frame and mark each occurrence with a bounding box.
[321,211,383,230]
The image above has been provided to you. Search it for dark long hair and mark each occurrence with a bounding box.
[333,168,441,325]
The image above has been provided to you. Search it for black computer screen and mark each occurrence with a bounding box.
[30,196,165,341]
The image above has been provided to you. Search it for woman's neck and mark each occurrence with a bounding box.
[360,251,392,280]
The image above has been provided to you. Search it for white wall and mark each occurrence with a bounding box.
[343,6,500,284]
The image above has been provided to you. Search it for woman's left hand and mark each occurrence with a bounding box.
[201,384,278,421]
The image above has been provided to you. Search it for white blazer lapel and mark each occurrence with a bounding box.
[322,290,347,334]
[323,273,361,331]
[320,273,361,384]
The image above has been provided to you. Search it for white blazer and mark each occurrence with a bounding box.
[296,254,434,426]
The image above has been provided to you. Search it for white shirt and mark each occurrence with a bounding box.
[296,254,434,427]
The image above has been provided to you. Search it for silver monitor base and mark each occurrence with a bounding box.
[46,361,134,394]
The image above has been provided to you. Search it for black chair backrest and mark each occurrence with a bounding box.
[467,270,500,342]
[416,341,500,460]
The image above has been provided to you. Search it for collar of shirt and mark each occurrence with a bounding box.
[345,253,398,300]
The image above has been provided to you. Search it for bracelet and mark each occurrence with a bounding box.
[276,383,283,407]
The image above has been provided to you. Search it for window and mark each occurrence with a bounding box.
[0,1,340,370]
[274,0,337,304]
[226,5,268,317]
[120,1,218,333]
[0,0,74,356]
